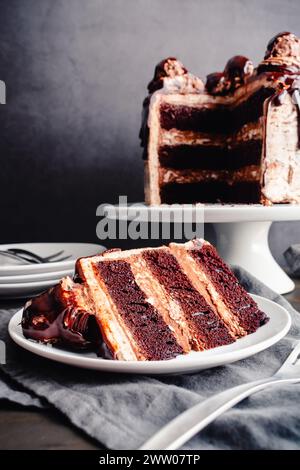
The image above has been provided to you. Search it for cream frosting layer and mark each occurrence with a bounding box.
[160,165,261,185]
[262,92,300,203]
[77,256,141,361]
[156,72,274,108]
[159,120,263,147]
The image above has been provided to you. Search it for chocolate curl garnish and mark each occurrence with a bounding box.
[147,57,188,93]
[22,288,100,349]
[61,307,100,347]
[258,32,300,73]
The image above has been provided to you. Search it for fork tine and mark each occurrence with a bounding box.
[43,250,64,260]
[278,341,300,370]
[48,255,72,263]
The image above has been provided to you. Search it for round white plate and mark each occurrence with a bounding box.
[8,294,291,375]
[0,243,106,276]
[0,269,74,284]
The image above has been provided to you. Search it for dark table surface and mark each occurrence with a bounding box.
[0,278,299,450]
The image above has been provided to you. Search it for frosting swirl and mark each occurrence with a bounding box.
[259,32,300,72]
[147,57,187,93]
[148,57,204,94]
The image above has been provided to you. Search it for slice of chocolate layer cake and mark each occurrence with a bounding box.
[22,240,268,361]
[140,32,300,205]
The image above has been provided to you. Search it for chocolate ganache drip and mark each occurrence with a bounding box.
[22,282,101,349]
[254,32,300,107]
[271,74,300,107]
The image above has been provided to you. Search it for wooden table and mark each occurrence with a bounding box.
[0,278,299,450]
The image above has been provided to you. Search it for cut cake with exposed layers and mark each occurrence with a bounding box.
[140,32,300,205]
[22,240,268,361]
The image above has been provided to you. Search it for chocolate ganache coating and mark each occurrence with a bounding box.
[271,74,300,107]
[22,283,101,349]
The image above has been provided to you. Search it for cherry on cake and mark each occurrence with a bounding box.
[140,32,300,205]
[22,240,268,361]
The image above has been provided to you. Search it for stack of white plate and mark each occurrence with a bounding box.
[0,242,106,299]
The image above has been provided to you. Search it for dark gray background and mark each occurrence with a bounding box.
[0,0,299,266]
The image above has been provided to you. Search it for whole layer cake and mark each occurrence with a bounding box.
[140,32,300,205]
[22,239,268,361]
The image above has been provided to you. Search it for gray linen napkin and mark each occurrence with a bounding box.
[0,267,300,450]
[285,244,300,276]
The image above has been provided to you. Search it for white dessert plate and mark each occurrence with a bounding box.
[8,294,291,375]
[0,243,106,276]
[0,269,73,284]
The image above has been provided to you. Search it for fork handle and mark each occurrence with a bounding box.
[140,376,298,450]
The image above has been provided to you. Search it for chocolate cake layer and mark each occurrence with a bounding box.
[159,87,274,133]
[160,103,228,133]
[190,244,269,333]
[143,249,234,350]
[96,259,183,360]
[158,140,262,170]
[160,181,262,204]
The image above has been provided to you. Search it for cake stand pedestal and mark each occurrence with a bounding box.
[212,221,285,290]
[104,203,300,295]
[203,204,300,294]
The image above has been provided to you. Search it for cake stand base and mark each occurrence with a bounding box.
[211,221,294,295]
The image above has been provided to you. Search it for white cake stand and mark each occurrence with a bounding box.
[103,203,300,295]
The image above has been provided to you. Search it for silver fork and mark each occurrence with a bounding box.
[7,248,71,263]
[140,341,300,450]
